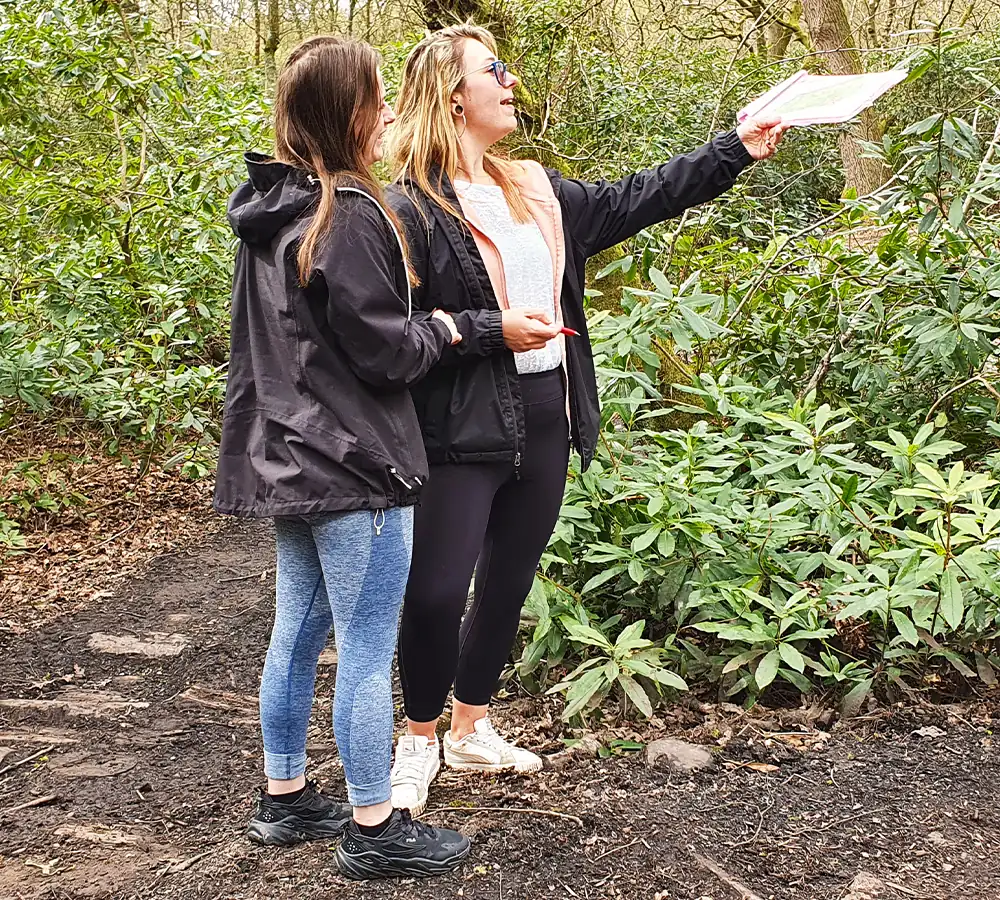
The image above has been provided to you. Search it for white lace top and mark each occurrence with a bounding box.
[454,181,561,374]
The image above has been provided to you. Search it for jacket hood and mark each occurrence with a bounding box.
[227,152,318,246]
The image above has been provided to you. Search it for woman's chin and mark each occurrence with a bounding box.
[469,121,517,148]
[494,119,518,141]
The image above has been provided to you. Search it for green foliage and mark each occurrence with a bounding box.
[0,2,269,468]
[518,44,1000,716]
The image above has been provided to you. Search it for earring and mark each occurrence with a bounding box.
[454,104,463,114]
[455,110,467,138]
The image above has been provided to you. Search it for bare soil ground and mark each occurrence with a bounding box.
[1,519,998,900]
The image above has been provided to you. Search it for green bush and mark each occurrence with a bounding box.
[519,66,1000,718]
[0,3,269,471]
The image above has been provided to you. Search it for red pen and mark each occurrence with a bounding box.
[560,327,579,337]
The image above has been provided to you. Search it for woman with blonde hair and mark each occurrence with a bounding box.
[384,24,788,815]
[214,34,469,878]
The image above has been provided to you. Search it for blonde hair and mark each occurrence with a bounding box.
[388,24,530,224]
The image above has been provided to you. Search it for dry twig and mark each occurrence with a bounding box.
[0,794,58,816]
[0,745,55,778]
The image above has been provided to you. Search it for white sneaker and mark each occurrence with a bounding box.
[443,717,543,774]
[389,735,440,816]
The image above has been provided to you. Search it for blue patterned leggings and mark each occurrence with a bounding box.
[259,507,412,807]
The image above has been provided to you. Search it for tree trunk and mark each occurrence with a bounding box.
[421,0,483,30]
[264,0,280,88]
[864,0,880,47]
[768,0,810,58]
[164,1,176,42]
[884,0,897,42]
[801,0,887,195]
[253,0,261,65]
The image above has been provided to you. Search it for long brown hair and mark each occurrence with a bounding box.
[274,36,413,285]
[387,24,530,224]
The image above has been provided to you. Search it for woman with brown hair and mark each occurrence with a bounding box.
[384,24,787,815]
[214,35,469,879]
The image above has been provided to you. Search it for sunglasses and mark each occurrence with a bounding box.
[463,59,514,87]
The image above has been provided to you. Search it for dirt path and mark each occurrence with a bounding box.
[1,520,997,900]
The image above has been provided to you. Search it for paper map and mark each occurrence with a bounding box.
[737,69,908,126]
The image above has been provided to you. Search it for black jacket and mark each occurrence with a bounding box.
[213,153,453,518]
[387,129,753,472]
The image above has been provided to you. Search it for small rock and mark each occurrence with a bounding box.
[843,873,886,900]
[646,738,714,772]
[913,725,946,739]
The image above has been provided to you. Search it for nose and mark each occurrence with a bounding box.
[383,101,396,124]
[504,70,518,88]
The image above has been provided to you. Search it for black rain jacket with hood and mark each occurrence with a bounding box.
[213,153,453,518]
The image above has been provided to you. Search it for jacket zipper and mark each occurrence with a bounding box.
[463,216,522,478]
[503,373,521,478]
[389,467,417,490]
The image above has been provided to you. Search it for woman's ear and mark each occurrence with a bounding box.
[450,92,464,116]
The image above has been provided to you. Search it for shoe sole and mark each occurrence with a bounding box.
[390,755,441,817]
[247,816,351,847]
[335,842,471,880]
[444,757,543,774]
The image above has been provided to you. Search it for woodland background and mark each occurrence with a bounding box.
[2,0,1000,722]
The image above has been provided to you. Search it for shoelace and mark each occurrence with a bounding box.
[398,808,436,839]
[471,719,516,756]
[392,747,431,787]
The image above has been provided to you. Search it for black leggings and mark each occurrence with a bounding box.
[399,369,570,721]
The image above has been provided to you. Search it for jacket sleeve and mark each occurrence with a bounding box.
[559,129,754,258]
[314,200,452,390]
[441,309,505,363]
[390,188,506,366]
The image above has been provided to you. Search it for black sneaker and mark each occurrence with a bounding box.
[335,809,470,879]
[247,781,352,846]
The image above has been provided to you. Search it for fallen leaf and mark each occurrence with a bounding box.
[54,824,148,847]
[25,858,62,876]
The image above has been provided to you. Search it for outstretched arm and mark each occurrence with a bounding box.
[561,116,788,259]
